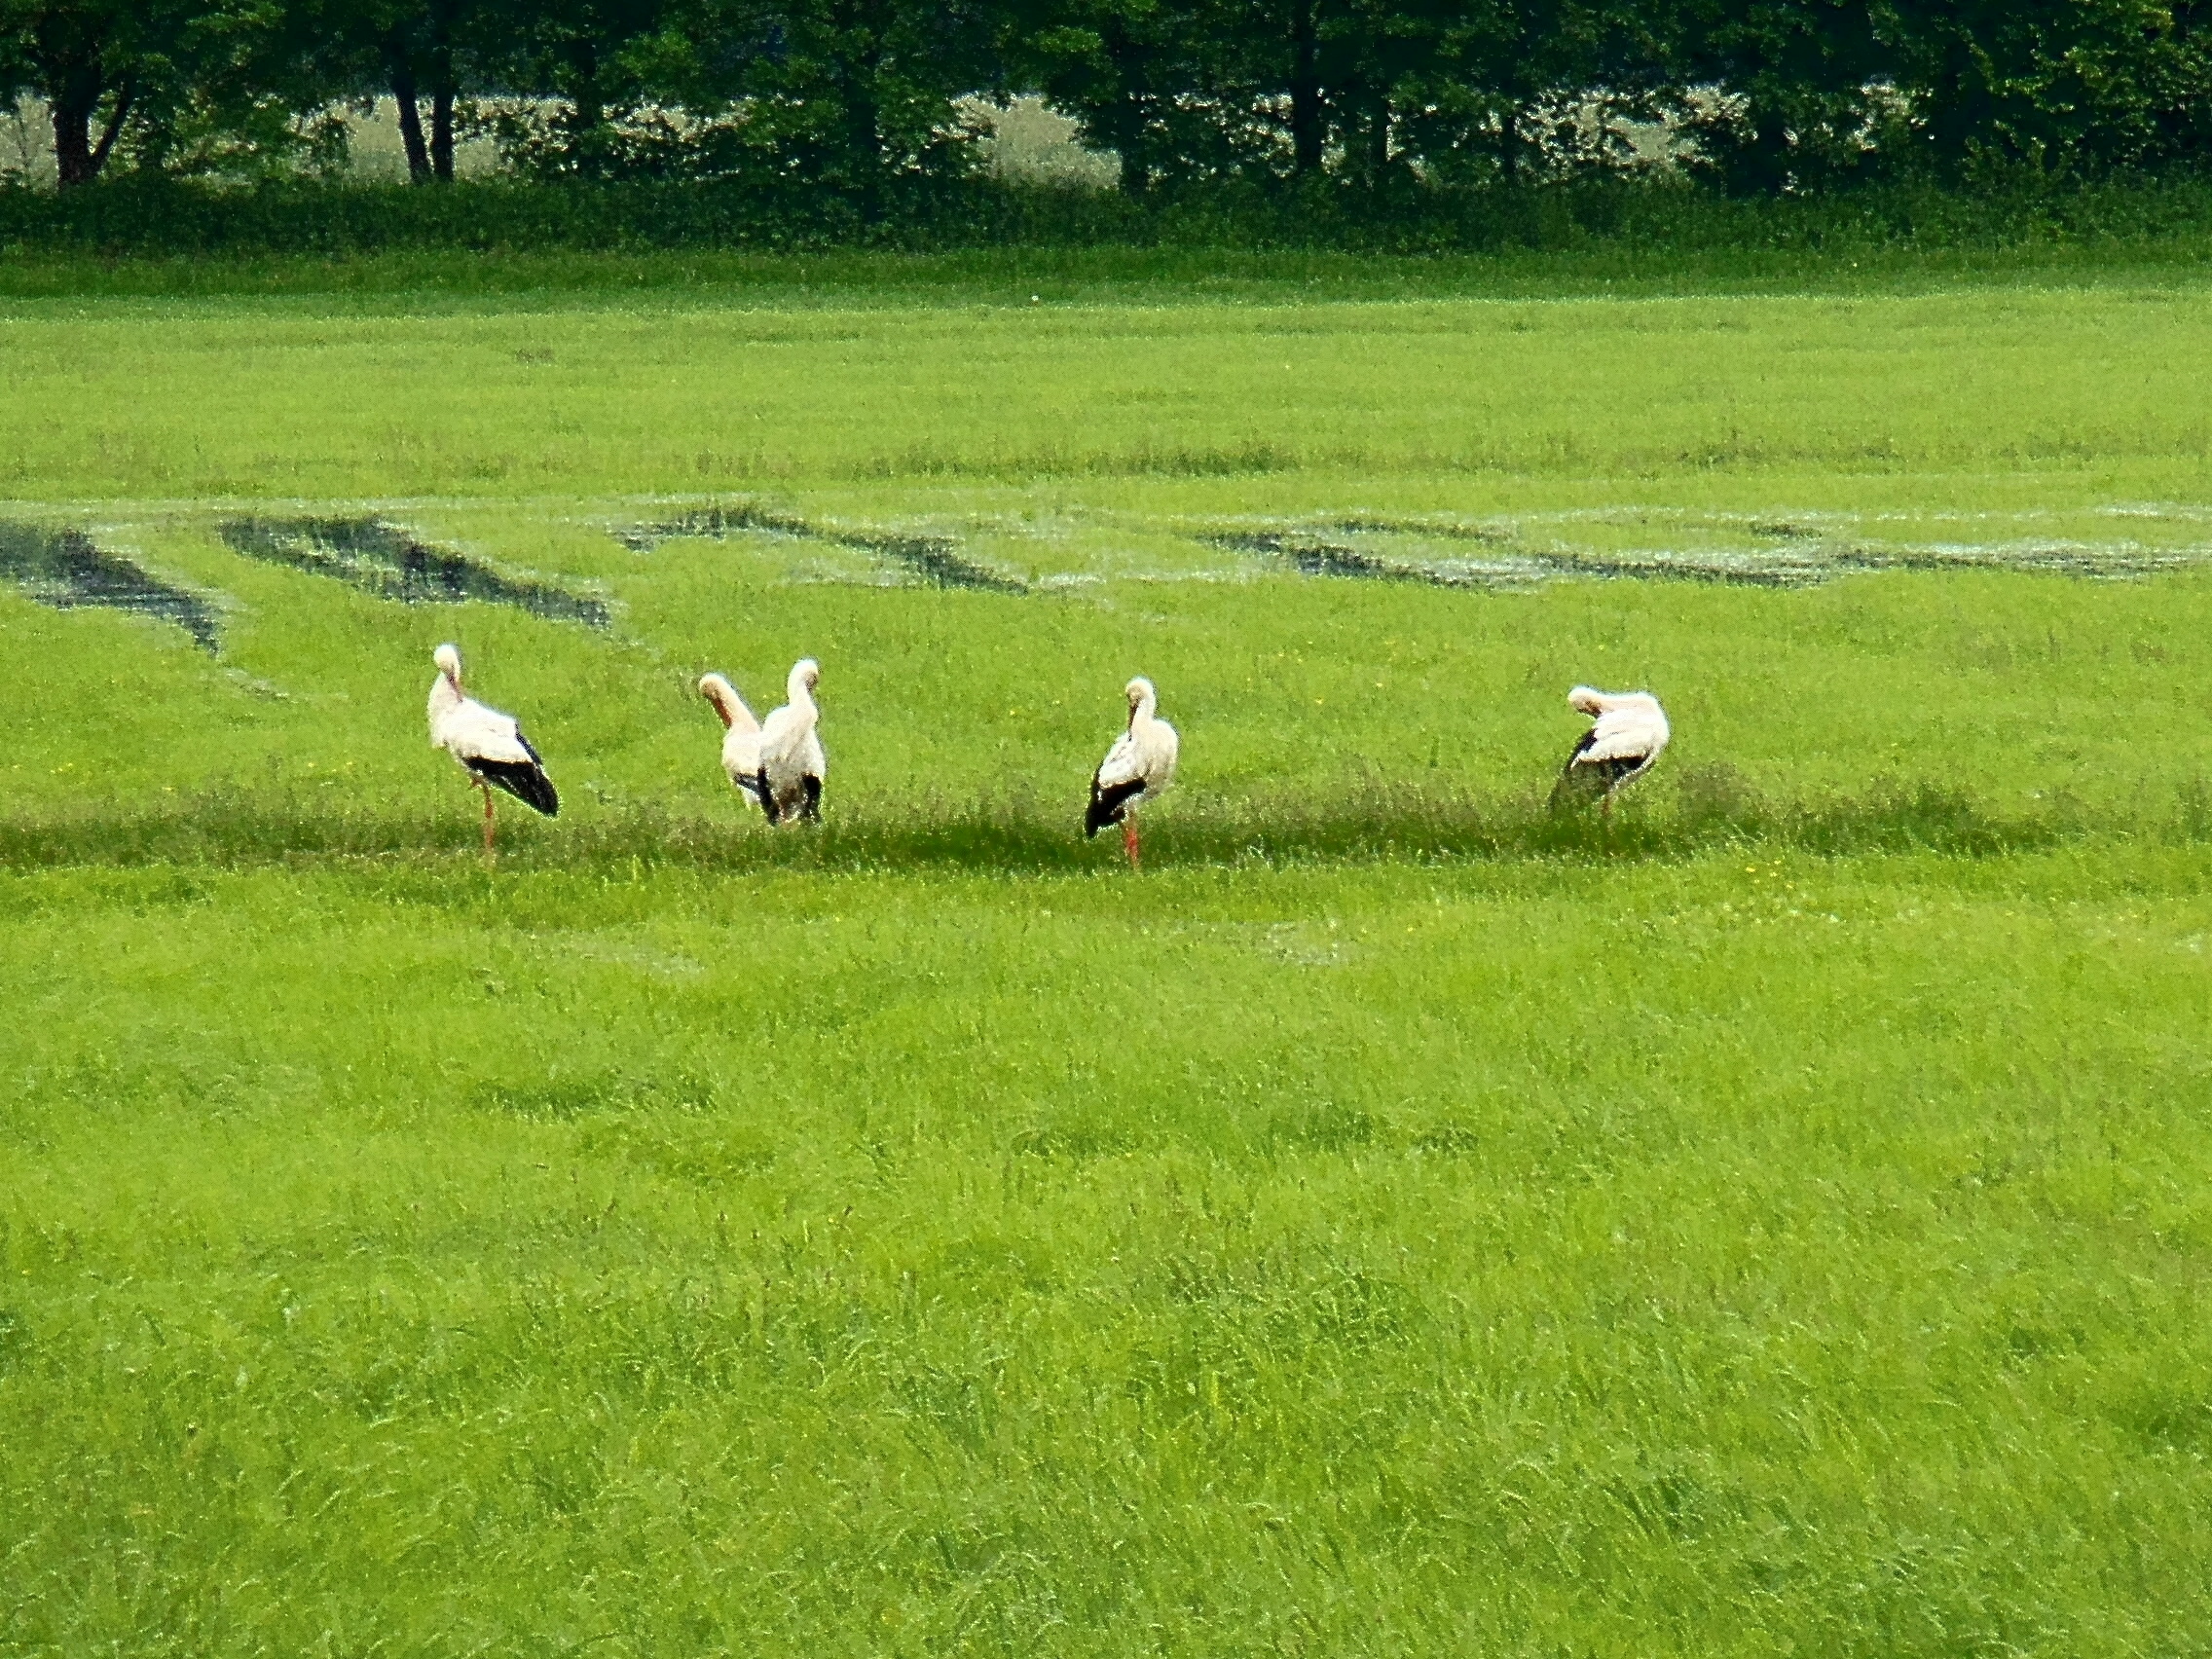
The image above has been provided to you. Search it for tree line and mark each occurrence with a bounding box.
[6,0,2211,203]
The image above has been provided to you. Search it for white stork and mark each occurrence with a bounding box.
[1086,676,1178,866]
[698,672,767,813]
[752,658,825,824]
[427,643,559,853]
[1551,684,1670,815]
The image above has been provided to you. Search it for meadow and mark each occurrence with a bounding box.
[4,250,2212,1655]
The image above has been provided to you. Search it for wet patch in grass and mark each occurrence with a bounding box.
[849,531,1027,594]
[219,517,610,627]
[1207,519,2212,590]
[1211,524,1852,589]
[1203,531,1494,588]
[0,522,222,650]
[613,504,2212,595]
[1815,540,2212,580]
[620,503,1026,594]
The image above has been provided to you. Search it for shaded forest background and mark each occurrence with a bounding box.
[7,0,2212,248]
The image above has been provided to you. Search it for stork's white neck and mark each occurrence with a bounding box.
[428,670,464,743]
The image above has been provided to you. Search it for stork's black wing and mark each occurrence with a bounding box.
[469,753,560,816]
[1086,775,1147,837]
[1548,729,1649,812]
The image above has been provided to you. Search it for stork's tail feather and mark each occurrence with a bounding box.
[1549,746,1651,813]
[1087,777,1146,837]
[471,757,559,817]
[1548,732,1600,813]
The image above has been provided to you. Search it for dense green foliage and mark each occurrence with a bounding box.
[8,0,2212,224]
[19,167,2212,254]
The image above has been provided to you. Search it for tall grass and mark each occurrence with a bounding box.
[6,847,2212,1653]
[0,776,2168,872]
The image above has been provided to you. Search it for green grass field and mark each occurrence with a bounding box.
[5,252,2212,1655]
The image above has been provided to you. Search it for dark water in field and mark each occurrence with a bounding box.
[0,522,222,649]
[623,504,1026,594]
[220,517,609,627]
[622,502,2212,596]
[1208,519,2203,590]
[1204,531,1490,587]
[1208,527,1823,588]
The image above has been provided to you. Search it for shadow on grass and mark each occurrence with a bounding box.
[0,774,2182,873]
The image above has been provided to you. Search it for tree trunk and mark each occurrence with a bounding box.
[1117,116,1152,198]
[1498,107,1520,184]
[1103,24,1152,198]
[388,57,431,182]
[431,89,455,181]
[1289,0,1323,173]
[52,94,95,188]
[843,83,883,220]
[565,37,605,178]
[428,7,457,182]
[51,79,130,188]
[1749,105,1790,193]
[1921,36,1994,176]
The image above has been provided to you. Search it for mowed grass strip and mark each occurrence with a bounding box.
[7,282,2212,498]
[3,851,2210,1654]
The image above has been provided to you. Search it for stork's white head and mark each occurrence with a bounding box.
[793,658,821,696]
[434,643,462,683]
[699,673,736,727]
[1567,685,1604,716]
[1126,676,1156,709]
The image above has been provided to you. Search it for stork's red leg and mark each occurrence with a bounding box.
[1123,817,1140,870]
[481,782,497,857]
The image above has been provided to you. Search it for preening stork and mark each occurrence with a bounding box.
[1550,684,1670,815]
[752,658,826,824]
[427,643,559,853]
[1086,676,1178,867]
[698,672,766,813]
